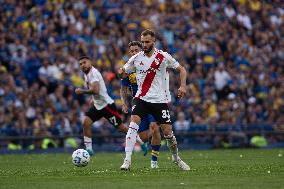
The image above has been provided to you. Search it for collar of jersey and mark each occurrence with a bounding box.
[143,48,158,57]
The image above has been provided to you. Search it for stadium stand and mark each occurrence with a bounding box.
[0,0,283,151]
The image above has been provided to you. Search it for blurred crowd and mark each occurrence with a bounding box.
[0,0,283,148]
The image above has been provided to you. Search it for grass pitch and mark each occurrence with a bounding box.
[0,149,283,189]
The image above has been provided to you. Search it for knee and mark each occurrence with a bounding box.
[139,132,148,142]
[117,125,124,132]
[150,122,158,130]
[117,124,127,133]
[161,124,173,137]
[131,115,141,125]
[150,123,160,134]
[83,116,93,127]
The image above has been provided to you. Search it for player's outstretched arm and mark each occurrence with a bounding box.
[75,81,100,95]
[120,86,129,113]
[175,65,187,98]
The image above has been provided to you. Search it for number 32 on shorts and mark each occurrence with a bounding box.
[162,110,171,123]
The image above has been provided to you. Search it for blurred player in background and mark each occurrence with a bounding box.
[75,56,147,156]
[120,41,161,169]
[119,29,190,171]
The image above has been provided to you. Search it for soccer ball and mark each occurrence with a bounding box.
[72,149,90,167]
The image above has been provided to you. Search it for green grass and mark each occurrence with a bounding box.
[0,149,284,189]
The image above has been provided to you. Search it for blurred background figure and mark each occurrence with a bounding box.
[174,112,190,143]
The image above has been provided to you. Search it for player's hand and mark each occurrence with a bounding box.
[117,68,127,79]
[122,104,129,113]
[177,86,186,98]
[75,88,84,95]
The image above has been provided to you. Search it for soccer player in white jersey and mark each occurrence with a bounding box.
[119,29,190,171]
[75,56,146,156]
[120,41,162,169]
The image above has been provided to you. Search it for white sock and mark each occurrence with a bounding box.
[136,135,144,145]
[84,136,92,150]
[125,122,139,160]
[172,153,178,161]
[165,134,179,161]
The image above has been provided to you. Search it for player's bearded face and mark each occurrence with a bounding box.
[79,59,92,73]
[141,35,155,53]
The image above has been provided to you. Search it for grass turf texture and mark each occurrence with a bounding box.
[0,149,283,189]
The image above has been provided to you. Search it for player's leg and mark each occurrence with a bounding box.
[120,114,141,170]
[161,123,190,170]
[102,103,145,148]
[121,99,147,170]
[150,103,190,171]
[137,116,152,156]
[82,116,93,154]
[137,130,149,142]
[137,130,149,156]
[116,123,145,148]
[83,106,102,155]
[149,121,161,169]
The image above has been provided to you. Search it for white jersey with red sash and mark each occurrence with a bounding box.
[123,48,179,103]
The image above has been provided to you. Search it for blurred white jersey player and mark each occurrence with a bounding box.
[75,56,146,156]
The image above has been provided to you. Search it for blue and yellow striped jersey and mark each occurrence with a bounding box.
[121,73,138,97]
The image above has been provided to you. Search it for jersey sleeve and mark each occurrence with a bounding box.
[123,54,137,74]
[163,52,180,69]
[121,77,130,87]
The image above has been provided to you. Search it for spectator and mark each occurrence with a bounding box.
[214,63,231,100]
[174,112,191,133]
[174,112,190,143]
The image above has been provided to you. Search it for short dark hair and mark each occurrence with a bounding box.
[78,56,91,61]
[128,41,143,49]
[141,29,156,38]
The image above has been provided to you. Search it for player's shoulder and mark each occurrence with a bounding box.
[156,49,165,54]
[128,51,143,62]
[157,49,172,58]
[88,67,101,76]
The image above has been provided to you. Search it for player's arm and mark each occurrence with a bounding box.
[117,68,128,79]
[175,65,187,98]
[117,54,136,78]
[120,86,129,113]
[75,71,100,95]
[164,52,187,98]
[120,77,131,113]
[75,81,100,95]
[120,86,129,105]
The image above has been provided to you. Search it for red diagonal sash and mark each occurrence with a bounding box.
[138,52,164,98]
